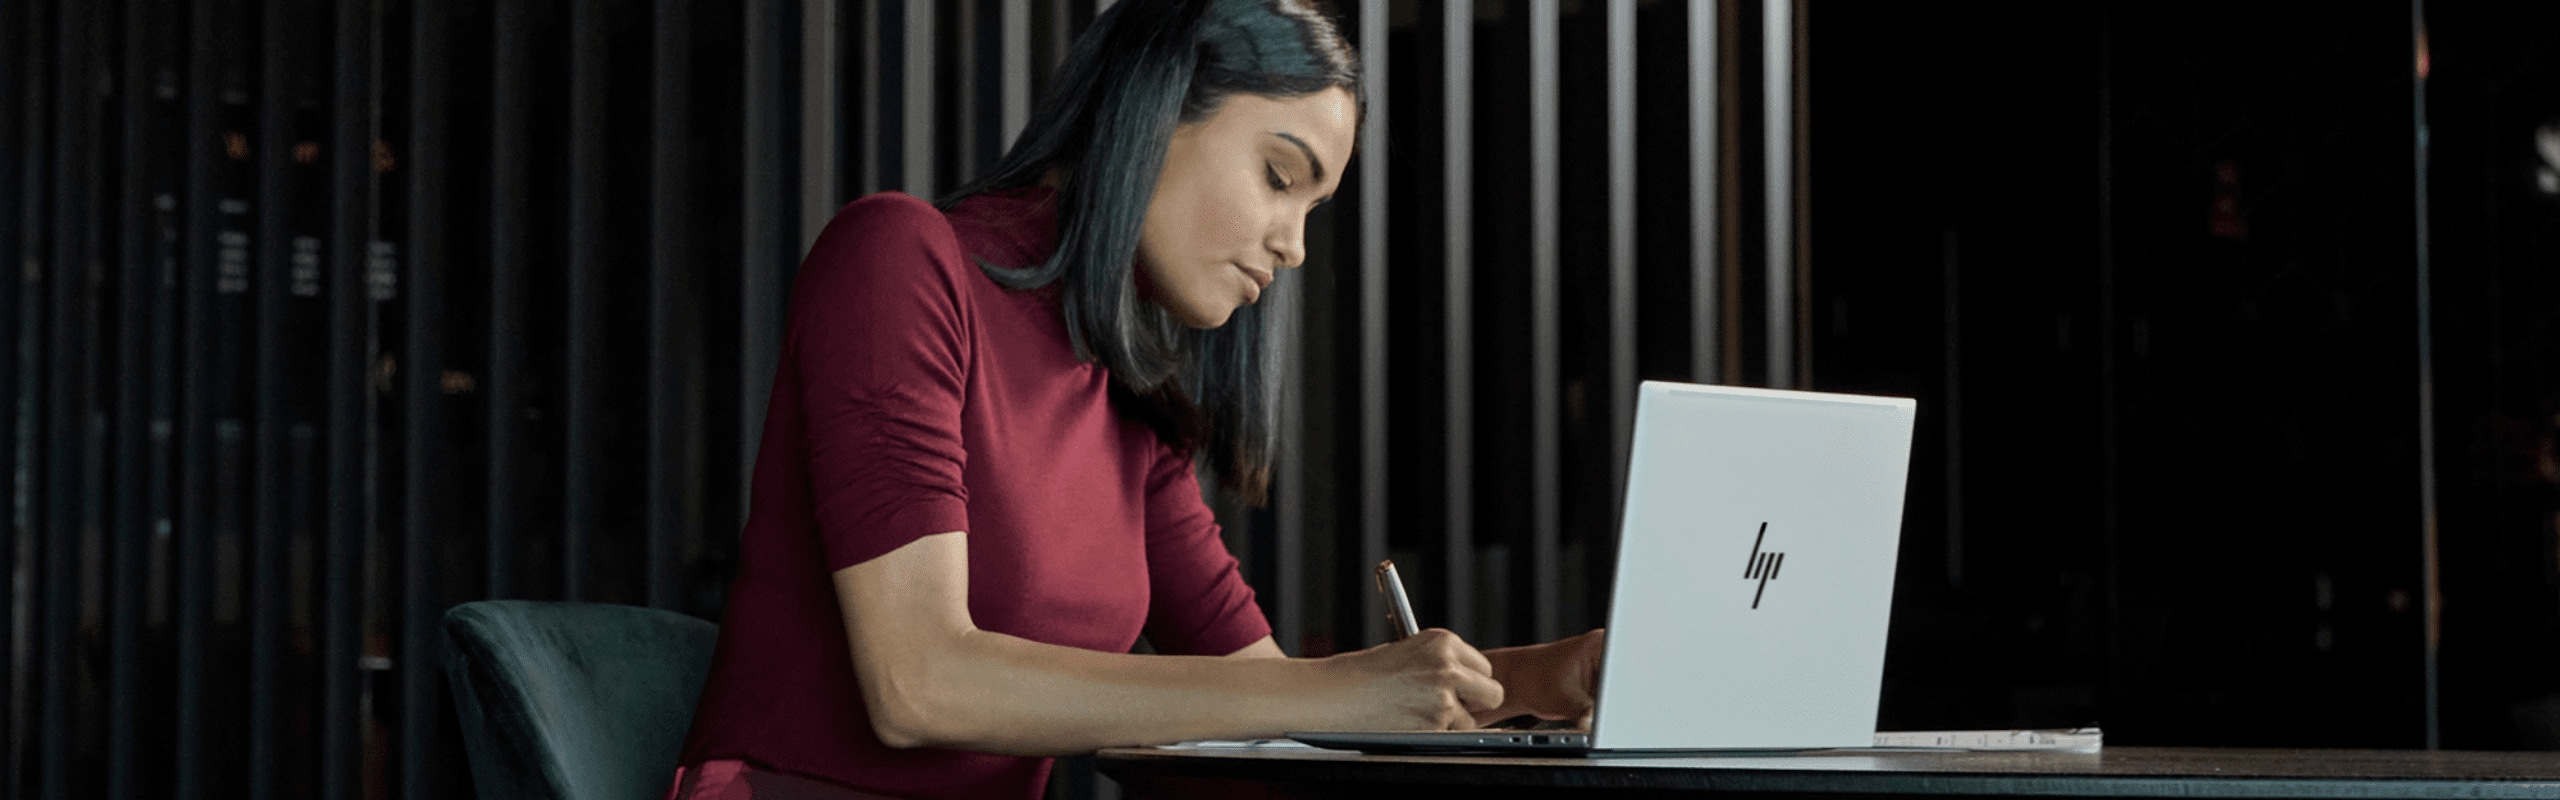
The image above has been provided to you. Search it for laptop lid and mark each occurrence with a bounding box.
[1589,381,1916,751]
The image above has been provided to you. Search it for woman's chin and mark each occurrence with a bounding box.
[1165,300,1237,330]
[1183,308,1236,330]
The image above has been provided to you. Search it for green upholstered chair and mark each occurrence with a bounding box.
[444,600,720,800]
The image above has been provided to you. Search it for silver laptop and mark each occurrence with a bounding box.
[1292,381,1916,755]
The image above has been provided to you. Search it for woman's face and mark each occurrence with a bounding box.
[1137,87,1357,329]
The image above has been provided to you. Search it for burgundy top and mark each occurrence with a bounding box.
[678,187,1272,800]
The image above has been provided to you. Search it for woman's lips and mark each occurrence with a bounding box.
[1235,262,1273,303]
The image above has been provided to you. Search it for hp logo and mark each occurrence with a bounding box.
[1742,522,1783,609]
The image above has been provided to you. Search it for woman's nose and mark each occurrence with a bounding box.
[1269,217,1306,270]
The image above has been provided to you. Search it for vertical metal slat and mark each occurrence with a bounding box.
[0,0,31,790]
[647,0,691,610]
[247,0,292,791]
[108,0,154,792]
[140,0,186,787]
[904,0,935,197]
[741,0,787,518]
[999,0,1029,154]
[970,0,998,177]
[1441,0,1472,639]
[1689,0,1717,384]
[487,0,526,599]
[1527,0,1560,644]
[399,0,450,795]
[1355,0,1387,648]
[2093,0,2121,706]
[859,0,882,197]
[1760,0,1791,389]
[39,0,88,796]
[321,0,379,794]
[803,0,839,243]
[1606,0,1637,548]
[174,0,220,793]
[2410,0,2441,750]
[564,0,603,602]
[1047,0,1071,71]
[954,0,977,180]
[1941,231,1962,588]
[1788,0,1810,386]
[1276,286,1303,655]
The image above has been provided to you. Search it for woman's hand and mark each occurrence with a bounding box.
[1478,629,1606,727]
[1315,628,1506,731]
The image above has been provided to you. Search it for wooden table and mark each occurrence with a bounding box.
[1096,745,2560,799]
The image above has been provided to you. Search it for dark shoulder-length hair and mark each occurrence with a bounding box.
[939,0,1361,504]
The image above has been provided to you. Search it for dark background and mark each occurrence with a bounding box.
[4,1,2559,799]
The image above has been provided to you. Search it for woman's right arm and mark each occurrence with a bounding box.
[833,530,1503,757]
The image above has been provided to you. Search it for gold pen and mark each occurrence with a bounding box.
[1374,560,1421,641]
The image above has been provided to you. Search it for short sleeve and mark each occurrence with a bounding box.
[1140,443,1273,655]
[790,193,976,572]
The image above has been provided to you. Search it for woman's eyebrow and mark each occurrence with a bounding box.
[1271,132,1326,184]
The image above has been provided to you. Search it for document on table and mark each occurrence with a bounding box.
[1156,739,1316,750]
[1159,728,2101,752]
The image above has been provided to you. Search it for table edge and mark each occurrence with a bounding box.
[1093,749,2560,799]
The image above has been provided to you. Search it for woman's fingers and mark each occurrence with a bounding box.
[1396,628,1504,727]
[1451,634,1495,679]
[1421,629,1502,714]
[1350,627,1512,730]
[1451,664,1506,714]
[1410,628,1494,677]
[1433,667,1505,729]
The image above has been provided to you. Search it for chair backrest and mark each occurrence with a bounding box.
[444,600,720,800]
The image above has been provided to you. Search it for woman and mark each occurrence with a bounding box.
[672,2,1604,798]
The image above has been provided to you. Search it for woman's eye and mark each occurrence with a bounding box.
[1266,163,1290,192]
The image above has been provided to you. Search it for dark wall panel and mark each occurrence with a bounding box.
[3,2,2531,798]
[0,0,31,791]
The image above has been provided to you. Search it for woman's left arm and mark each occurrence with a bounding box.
[1152,442,1599,724]
[1474,630,1605,726]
